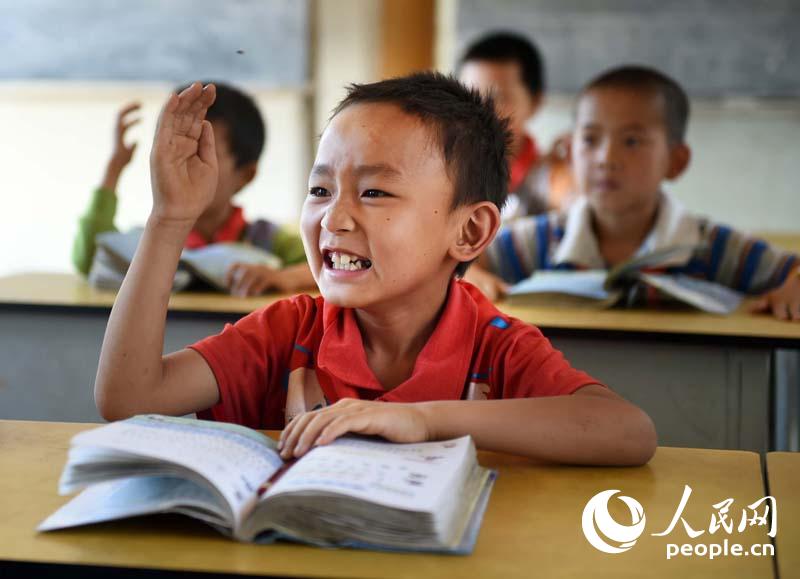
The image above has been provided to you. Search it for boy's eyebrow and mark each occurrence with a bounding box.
[309,163,404,181]
[579,122,649,133]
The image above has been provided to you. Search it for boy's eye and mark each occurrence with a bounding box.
[581,135,597,147]
[362,189,390,198]
[624,136,641,147]
[308,186,329,197]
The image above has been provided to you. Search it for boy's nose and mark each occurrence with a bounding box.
[321,197,356,233]
[596,140,620,170]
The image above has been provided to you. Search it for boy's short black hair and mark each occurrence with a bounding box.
[583,66,690,144]
[332,71,511,278]
[458,32,545,97]
[177,81,266,168]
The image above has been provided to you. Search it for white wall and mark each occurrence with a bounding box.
[313,0,380,135]
[528,96,800,234]
[0,83,309,276]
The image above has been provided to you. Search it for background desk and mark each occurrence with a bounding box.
[765,452,799,579]
[1,273,799,452]
[0,420,774,578]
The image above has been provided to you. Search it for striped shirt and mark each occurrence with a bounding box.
[486,192,798,296]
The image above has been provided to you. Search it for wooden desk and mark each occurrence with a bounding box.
[766,452,800,579]
[1,273,799,451]
[0,420,774,578]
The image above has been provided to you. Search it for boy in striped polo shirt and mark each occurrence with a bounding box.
[470,66,800,320]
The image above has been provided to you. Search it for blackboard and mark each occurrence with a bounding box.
[0,0,309,87]
[457,0,800,97]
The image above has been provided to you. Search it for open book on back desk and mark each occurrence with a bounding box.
[89,228,282,292]
[507,244,744,314]
[39,415,496,554]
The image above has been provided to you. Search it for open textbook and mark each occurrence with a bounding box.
[507,245,743,314]
[88,228,282,292]
[39,415,496,554]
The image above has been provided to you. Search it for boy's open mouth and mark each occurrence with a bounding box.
[323,250,373,272]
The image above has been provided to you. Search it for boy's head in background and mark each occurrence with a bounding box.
[458,32,544,156]
[572,65,691,219]
[176,81,266,221]
[301,72,509,309]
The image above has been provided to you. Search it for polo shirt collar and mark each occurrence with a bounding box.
[552,191,702,268]
[317,279,478,401]
[185,206,247,249]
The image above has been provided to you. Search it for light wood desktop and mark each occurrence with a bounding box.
[0,420,775,578]
[1,273,799,451]
[766,452,799,579]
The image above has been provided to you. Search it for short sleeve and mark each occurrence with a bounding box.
[486,215,545,284]
[190,297,308,428]
[494,324,602,398]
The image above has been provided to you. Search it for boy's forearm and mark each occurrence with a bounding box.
[100,157,127,193]
[94,216,193,420]
[418,393,657,466]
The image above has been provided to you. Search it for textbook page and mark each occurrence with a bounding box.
[509,270,611,300]
[264,436,474,513]
[180,243,282,290]
[39,476,229,532]
[638,273,744,314]
[60,416,284,528]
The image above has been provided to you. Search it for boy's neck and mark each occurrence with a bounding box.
[193,204,234,241]
[591,194,661,267]
[354,274,452,391]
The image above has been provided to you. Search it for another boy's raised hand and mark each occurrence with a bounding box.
[150,82,218,225]
[748,267,800,321]
[100,102,141,192]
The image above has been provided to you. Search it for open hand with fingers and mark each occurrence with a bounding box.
[100,102,141,193]
[278,399,431,459]
[748,267,800,321]
[225,262,279,297]
[150,82,218,225]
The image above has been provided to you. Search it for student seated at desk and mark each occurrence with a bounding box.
[72,82,315,297]
[458,32,575,221]
[94,74,656,466]
[467,66,800,320]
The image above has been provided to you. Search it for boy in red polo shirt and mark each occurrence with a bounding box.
[95,74,657,466]
[72,82,314,296]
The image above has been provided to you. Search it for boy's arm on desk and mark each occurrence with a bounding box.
[278,385,657,467]
[95,84,221,421]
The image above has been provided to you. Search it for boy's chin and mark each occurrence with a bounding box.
[318,285,372,309]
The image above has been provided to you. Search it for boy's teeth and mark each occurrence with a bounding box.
[330,251,369,271]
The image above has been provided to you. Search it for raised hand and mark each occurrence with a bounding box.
[150,82,218,224]
[100,102,141,192]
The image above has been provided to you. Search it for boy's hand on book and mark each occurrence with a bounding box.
[150,82,218,226]
[278,399,430,459]
[748,267,800,321]
[226,263,279,297]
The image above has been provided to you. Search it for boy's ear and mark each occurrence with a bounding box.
[666,143,691,180]
[236,162,258,190]
[449,201,502,264]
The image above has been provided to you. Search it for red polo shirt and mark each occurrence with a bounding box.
[192,279,599,429]
[185,206,248,249]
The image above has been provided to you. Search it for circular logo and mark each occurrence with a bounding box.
[582,489,646,554]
